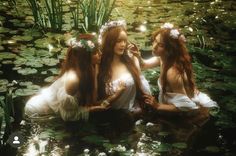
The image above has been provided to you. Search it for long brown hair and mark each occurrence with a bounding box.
[98,26,144,100]
[152,28,195,97]
[59,34,98,106]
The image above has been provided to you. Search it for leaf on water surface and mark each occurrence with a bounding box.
[205,146,220,153]
[156,143,172,152]
[0,52,16,59]
[17,68,37,75]
[82,135,109,145]
[44,76,55,83]
[172,142,187,149]
[14,88,38,97]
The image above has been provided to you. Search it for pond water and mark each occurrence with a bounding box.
[0,0,236,155]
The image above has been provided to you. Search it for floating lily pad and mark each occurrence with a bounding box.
[172,142,187,149]
[2,60,13,64]
[25,60,43,68]
[0,85,7,93]
[23,29,42,37]
[14,57,27,66]
[205,146,220,153]
[19,81,33,87]
[36,50,52,57]
[156,143,172,152]
[82,135,109,145]
[49,68,59,75]
[0,45,4,50]
[0,27,10,33]
[0,52,16,59]
[12,35,33,42]
[0,79,9,85]
[42,58,59,66]
[44,76,55,83]
[14,88,38,97]
[17,68,37,75]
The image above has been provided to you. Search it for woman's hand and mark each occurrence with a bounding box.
[143,94,157,106]
[107,81,126,103]
[127,42,141,58]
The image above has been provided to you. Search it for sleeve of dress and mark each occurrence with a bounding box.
[164,93,199,111]
[57,87,89,121]
[140,75,151,94]
[191,92,218,108]
[24,87,55,117]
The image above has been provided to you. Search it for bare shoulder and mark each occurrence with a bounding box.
[166,67,185,94]
[65,70,80,95]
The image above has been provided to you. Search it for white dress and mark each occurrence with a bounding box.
[25,73,88,121]
[157,79,218,111]
[106,73,151,111]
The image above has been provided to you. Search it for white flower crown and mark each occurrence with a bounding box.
[98,20,127,44]
[69,38,95,52]
[161,23,180,39]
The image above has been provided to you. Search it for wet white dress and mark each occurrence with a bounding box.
[106,73,151,111]
[25,73,88,121]
[157,79,218,110]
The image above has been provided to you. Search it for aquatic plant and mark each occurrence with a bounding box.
[26,0,64,31]
[79,0,117,32]
[0,89,14,145]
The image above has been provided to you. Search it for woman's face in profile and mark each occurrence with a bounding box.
[91,49,102,64]
[152,34,165,56]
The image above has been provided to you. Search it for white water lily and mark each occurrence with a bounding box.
[161,23,174,29]
[170,29,180,39]
[87,40,95,48]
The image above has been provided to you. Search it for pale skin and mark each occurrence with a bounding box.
[64,50,126,112]
[111,30,141,82]
[131,34,195,112]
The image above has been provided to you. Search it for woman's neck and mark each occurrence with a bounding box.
[112,54,122,64]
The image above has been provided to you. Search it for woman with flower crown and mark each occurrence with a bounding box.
[131,23,218,114]
[97,20,151,114]
[25,34,125,121]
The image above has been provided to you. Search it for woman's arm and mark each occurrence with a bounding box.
[65,71,80,96]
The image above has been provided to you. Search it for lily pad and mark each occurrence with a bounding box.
[14,88,38,97]
[172,142,187,149]
[44,76,55,83]
[25,60,43,68]
[0,52,16,59]
[205,146,220,153]
[12,35,33,42]
[0,85,7,93]
[156,143,172,152]
[0,79,9,85]
[17,68,37,75]
[19,81,33,87]
[42,58,59,66]
[0,27,10,33]
[49,68,59,75]
[82,135,109,145]
[2,60,13,64]
[0,45,4,50]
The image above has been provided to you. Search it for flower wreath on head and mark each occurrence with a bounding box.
[98,20,127,44]
[161,23,186,42]
[68,37,96,52]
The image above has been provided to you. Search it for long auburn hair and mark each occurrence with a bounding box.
[98,26,144,100]
[59,34,98,106]
[152,28,196,97]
